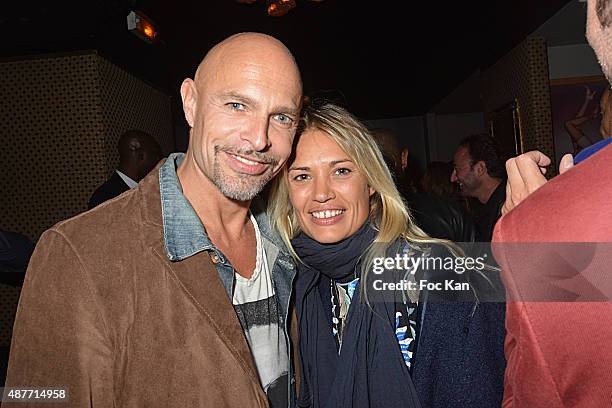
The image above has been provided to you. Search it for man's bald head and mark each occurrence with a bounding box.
[118,130,159,158]
[371,128,402,174]
[178,32,303,202]
[194,33,302,93]
[118,130,162,181]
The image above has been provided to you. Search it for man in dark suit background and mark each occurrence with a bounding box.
[88,129,162,209]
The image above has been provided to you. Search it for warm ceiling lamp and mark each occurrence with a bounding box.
[267,0,297,17]
[237,0,322,17]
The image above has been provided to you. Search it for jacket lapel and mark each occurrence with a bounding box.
[138,161,264,398]
[152,245,264,392]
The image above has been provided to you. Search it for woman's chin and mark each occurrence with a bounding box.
[302,227,353,244]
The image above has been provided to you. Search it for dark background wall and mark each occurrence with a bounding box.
[0,51,173,242]
[481,37,554,168]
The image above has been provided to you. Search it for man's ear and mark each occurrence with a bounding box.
[474,160,487,176]
[180,78,197,128]
[401,148,409,171]
[129,139,142,157]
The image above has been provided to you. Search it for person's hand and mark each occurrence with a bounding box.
[501,152,574,215]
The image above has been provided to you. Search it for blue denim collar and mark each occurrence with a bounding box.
[159,152,213,261]
[159,152,291,262]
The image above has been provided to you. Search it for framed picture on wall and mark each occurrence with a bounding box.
[550,75,609,165]
[488,99,524,161]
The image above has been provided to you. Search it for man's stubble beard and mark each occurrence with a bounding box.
[209,145,280,201]
[589,0,612,84]
[459,174,481,199]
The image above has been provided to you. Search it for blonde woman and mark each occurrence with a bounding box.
[268,102,505,408]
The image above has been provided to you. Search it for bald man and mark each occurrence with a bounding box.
[88,129,162,209]
[4,33,302,408]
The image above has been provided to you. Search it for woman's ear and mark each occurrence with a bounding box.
[369,186,376,197]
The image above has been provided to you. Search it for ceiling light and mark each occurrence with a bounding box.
[267,0,297,17]
[237,0,322,16]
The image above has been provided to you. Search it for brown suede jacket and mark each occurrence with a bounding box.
[4,161,296,407]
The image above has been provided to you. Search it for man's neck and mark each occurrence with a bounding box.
[176,153,252,242]
[476,177,501,204]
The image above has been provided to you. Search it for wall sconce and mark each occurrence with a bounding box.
[127,11,158,43]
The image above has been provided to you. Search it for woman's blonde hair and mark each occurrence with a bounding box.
[268,101,462,288]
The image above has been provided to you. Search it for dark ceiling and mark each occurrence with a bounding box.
[1,0,573,119]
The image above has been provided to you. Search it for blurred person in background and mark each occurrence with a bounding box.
[88,129,162,209]
[451,134,506,241]
[372,128,477,243]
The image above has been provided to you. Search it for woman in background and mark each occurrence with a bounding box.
[420,161,456,200]
[268,101,505,408]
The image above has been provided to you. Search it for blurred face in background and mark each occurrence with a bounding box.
[138,141,162,179]
[451,146,480,197]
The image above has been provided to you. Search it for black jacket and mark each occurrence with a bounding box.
[0,230,34,286]
[473,182,506,242]
[88,171,131,209]
[404,191,477,243]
